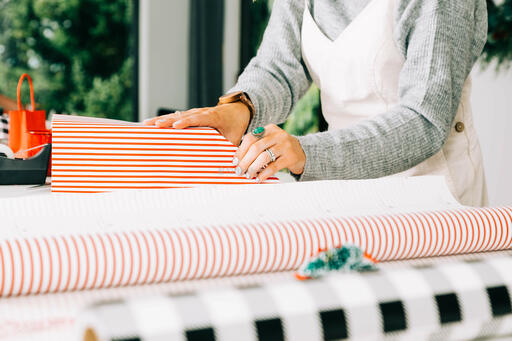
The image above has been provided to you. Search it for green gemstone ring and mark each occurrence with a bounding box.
[251,126,265,138]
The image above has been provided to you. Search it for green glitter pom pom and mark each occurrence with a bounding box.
[296,245,377,280]
[252,126,265,137]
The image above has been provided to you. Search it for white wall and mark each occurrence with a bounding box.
[471,63,512,206]
[139,0,190,121]
[139,0,240,119]
[223,0,241,93]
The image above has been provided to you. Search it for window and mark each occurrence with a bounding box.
[0,0,137,121]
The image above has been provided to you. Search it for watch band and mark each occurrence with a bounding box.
[217,91,255,119]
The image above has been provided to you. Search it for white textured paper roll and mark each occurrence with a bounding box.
[0,144,14,159]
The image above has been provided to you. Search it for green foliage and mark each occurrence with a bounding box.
[246,0,271,60]
[283,85,320,136]
[81,57,133,120]
[483,0,512,68]
[0,0,134,119]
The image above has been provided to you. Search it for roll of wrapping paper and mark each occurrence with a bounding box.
[77,252,512,341]
[0,205,511,297]
[0,114,8,144]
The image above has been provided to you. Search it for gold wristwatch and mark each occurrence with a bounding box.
[217,91,255,119]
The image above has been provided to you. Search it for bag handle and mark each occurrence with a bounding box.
[16,73,36,112]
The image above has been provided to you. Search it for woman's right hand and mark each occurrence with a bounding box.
[143,102,251,146]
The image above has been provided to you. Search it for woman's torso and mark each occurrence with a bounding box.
[301,0,488,206]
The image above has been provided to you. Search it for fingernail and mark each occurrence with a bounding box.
[232,157,239,166]
[157,118,166,123]
[143,119,151,124]
[235,166,242,176]
[245,173,251,179]
[256,177,261,183]
[173,120,182,128]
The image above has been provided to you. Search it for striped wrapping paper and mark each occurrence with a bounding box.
[77,252,512,341]
[0,205,511,297]
[50,114,278,193]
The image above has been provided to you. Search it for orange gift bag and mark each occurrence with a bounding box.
[7,74,51,159]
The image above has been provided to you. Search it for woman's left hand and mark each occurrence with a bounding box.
[233,124,306,182]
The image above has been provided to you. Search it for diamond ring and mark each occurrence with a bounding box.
[265,148,276,163]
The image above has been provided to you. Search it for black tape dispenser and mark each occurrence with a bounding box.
[0,144,51,185]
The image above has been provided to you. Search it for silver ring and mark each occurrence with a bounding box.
[265,148,276,163]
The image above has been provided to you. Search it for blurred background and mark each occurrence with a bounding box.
[0,0,136,120]
[0,0,511,204]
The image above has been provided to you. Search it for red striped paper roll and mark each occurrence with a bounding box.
[51,115,279,193]
[0,206,511,297]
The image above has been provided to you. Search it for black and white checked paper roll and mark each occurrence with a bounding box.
[78,252,512,341]
[0,114,8,142]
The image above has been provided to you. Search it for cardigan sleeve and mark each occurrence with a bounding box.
[228,0,312,131]
[295,0,487,180]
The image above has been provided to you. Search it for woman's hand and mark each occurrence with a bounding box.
[234,124,306,182]
[143,102,251,146]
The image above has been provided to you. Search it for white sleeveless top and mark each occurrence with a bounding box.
[301,0,488,206]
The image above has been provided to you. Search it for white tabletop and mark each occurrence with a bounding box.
[0,173,297,199]
[0,180,51,198]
